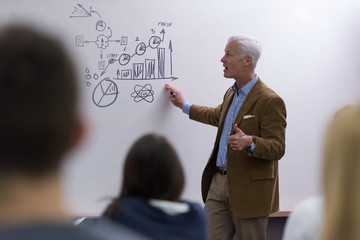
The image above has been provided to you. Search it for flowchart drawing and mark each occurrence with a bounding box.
[70,4,178,107]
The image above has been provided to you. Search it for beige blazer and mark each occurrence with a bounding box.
[189,79,287,218]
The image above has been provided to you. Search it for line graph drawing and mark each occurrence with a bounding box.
[70,4,177,107]
[102,33,177,81]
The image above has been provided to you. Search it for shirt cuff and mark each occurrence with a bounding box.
[182,103,191,115]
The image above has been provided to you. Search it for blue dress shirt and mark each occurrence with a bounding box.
[182,76,258,167]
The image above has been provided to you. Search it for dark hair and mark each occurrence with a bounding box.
[0,25,78,177]
[103,134,185,217]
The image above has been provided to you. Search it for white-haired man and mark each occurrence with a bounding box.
[165,35,287,240]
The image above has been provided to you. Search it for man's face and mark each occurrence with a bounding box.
[221,41,247,79]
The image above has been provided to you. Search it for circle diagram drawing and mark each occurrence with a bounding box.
[92,78,119,107]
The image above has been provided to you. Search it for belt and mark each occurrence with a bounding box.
[218,168,227,176]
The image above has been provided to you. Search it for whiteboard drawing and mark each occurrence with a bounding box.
[92,77,119,108]
[75,26,121,51]
[131,84,155,103]
[70,4,178,107]
[70,4,101,18]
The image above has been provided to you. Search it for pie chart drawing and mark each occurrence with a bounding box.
[92,78,119,107]
[119,53,131,66]
[149,36,161,49]
[135,42,146,56]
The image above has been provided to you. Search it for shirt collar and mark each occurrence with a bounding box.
[232,75,258,96]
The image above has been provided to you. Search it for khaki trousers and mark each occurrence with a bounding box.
[204,173,269,240]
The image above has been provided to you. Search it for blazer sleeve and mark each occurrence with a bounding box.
[252,92,287,161]
[188,88,233,127]
[189,104,222,127]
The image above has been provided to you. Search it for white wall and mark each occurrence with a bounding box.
[2,0,360,215]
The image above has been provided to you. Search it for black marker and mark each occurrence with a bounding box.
[170,91,176,98]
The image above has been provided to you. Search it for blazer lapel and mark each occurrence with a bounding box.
[234,79,263,126]
[220,89,235,124]
[215,88,235,142]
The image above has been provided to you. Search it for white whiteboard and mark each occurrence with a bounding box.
[2,0,360,216]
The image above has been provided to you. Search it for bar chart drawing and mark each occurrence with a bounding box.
[157,48,165,79]
[145,59,155,79]
[112,35,177,81]
[133,63,144,79]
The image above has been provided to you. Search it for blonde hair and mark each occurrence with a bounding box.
[320,105,360,240]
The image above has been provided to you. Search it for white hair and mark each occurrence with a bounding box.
[228,35,262,69]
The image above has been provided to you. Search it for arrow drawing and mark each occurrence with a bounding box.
[160,29,166,42]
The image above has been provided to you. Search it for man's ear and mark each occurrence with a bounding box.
[68,117,86,152]
[245,56,253,66]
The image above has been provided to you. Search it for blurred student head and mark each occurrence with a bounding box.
[103,133,185,216]
[0,24,151,240]
[320,105,360,240]
[0,25,85,222]
[0,24,83,180]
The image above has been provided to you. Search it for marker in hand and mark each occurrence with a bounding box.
[170,91,176,98]
[165,83,185,109]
